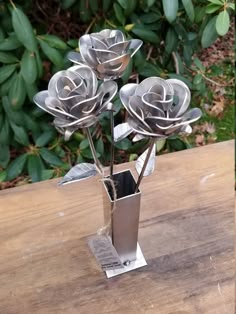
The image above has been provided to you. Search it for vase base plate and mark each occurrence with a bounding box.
[105,243,147,278]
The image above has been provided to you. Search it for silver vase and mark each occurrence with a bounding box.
[102,169,147,277]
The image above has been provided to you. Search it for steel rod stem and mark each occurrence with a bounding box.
[85,128,103,174]
[110,110,115,178]
[135,139,156,193]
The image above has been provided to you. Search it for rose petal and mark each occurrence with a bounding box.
[45,97,75,119]
[70,94,100,116]
[90,35,108,49]
[166,79,191,117]
[127,117,164,138]
[97,54,130,72]
[128,39,143,57]
[48,70,79,98]
[97,80,118,111]
[79,35,99,68]
[72,65,98,98]
[136,77,173,100]
[129,95,153,132]
[109,41,130,54]
[67,51,84,64]
[88,48,118,64]
[142,93,165,116]
[119,83,138,111]
[34,91,54,115]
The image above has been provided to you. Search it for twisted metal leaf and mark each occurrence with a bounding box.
[67,29,143,80]
[119,78,202,139]
[34,65,118,140]
[58,163,97,185]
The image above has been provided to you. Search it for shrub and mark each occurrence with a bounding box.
[0,0,234,184]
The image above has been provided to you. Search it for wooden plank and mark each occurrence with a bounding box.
[0,141,234,314]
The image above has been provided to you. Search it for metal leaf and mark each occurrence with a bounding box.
[114,123,133,142]
[58,163,97,185]
[135,145,156,177]
[132,134,146,142]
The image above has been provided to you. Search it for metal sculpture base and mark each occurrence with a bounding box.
[105,243,147,278]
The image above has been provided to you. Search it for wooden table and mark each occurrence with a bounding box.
[0,141,234,314]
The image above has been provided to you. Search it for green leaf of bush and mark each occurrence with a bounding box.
[208,0,223,5]
[216,10,230,36]
[41,169,55,180]
[162,0,179,23]
[38,35,67,50]
[0,35,22,51]
[193,73,202,85]
[0,170,7,182]
[0,118,10,145]
[182,0,195,22]
[8,73,26,109]
[201,16,218,48]
[35,50,43,78]
[0,51,18,64]
[113,3,125,25]
[115,138,132,150]
[38,38,64,67]
[6,153,28,181]
[0,144,10,168]
[79,138,89,150]
[0,64,17,84]
[139,62,162,77]
[205,3,221,14]
[132,28,159,43]
[21,49,37,84]
[39,148,63,166]
[11,122,29,146]
[35,130,56,147]
[25,82,38,102]
[165,28,178,54]
[12,7,37,51]
[2,96,24,125]
[27,154,43,182]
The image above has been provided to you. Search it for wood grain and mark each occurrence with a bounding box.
[0,141,234,314]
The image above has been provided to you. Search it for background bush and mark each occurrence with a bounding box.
[0,0,234,184]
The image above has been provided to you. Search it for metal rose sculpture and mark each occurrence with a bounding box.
[117,77,201,139]
[34,65,117,140]
[67,29,143,80]
[34,64,117,175]
[114,77,202,191]
[68,29,143,177]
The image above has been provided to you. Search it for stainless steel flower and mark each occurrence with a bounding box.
[34,65,117,140]
[67,29,143,80]
[119,77,202,139]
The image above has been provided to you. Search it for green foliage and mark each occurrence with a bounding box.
[0,0,233,184]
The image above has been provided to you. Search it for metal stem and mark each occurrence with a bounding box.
[110,110,115,178]
[85,128,103,174]
[135,139,156,193]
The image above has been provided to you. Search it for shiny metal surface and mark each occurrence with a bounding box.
[103,170,141,263]
[67,29,143,80]
[119,77,202,139]
[33,65,117,140]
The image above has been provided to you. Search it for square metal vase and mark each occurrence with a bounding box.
[102,169,147,278]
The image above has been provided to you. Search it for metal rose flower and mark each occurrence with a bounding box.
[34,65,117,140]
[119,77,202,139]
[67,29,143,80]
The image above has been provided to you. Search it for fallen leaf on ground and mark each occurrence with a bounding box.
[195,134,206,146]
[209,96,225,117]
